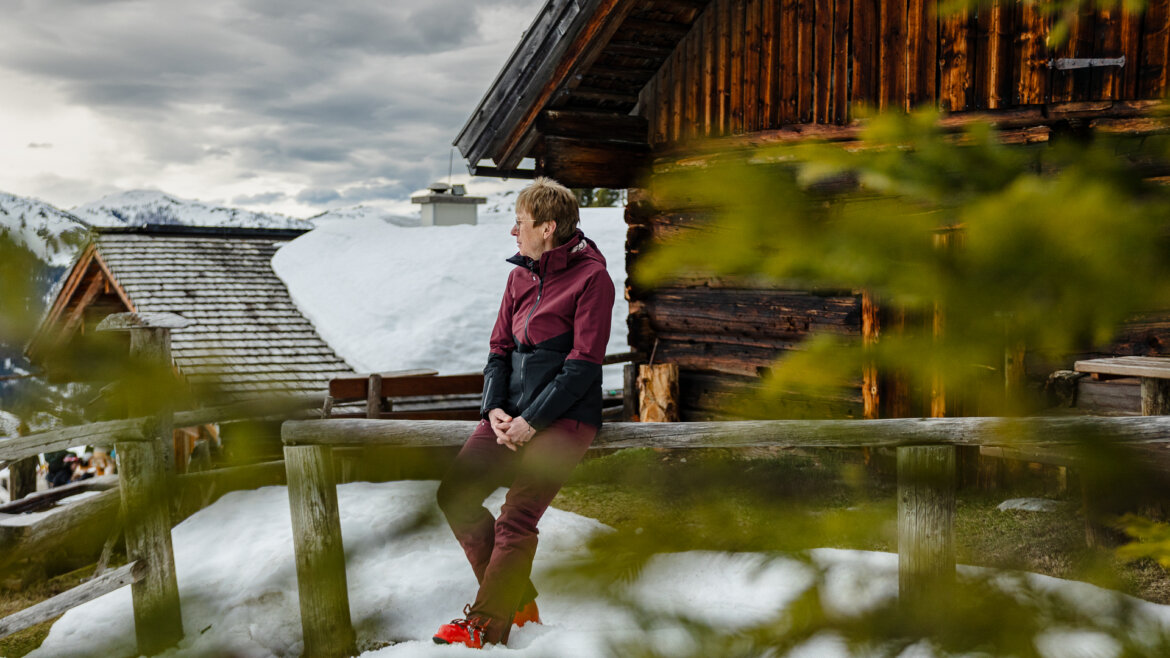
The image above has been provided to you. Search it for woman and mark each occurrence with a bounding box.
[432,177,615,648]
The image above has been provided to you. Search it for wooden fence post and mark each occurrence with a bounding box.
[638,363,679,422]
[897,445,956,605]
[98,312,188,655]
[284,443,356,658]
[8,423,36,502]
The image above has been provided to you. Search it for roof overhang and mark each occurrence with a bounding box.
[455,0,711,188]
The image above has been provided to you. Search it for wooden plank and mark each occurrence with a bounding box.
[781,0,802,120]
[1142,0,1170,98]
[798,0,816,120]
[284,444,356,658]
[985,0,1014,108]
[704,2,718,136]
[1119,6,1142,99]
[0,562,145,640]
[1074,356,1170,380]
[904,0,925,109]
[852,0,879,108]
[687,16,702,140]
[762,0,778,128]
[624,363,639,421]
[815,0,834,121]
[938,4,970,112]
[744,0,762,132]
[718,0,732,134]
[673,32,686,142]
[656,67,671,144]
[1016,1,1048,105]
[897,446,956,604]
[539,110,649,143]
[832,0,851,122]
[863,291,880,419]
[638,363,681,422]
[330,373,484,400]
[282,416,1170,450]
[878,0,907,111]
[1094,4,1123,100]
[915,0,937,107]
[539,135,650,188]
[730,0,745,132]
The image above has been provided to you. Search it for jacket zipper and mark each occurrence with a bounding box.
[521,273,544,401]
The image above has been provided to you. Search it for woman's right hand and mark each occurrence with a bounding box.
[488,408,514,446]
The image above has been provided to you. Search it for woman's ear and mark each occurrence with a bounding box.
[544,221,557,239]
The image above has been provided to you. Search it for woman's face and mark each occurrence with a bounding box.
[511,208,554,260]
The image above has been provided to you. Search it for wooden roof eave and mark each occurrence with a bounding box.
[25,243,136,362]
[455,0,627,173]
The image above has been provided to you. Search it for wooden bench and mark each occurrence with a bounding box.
[1074,356,1170,416]
[323,369,485,421]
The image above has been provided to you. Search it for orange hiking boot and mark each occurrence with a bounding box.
[514,599,541,627]
[433,605,491,648]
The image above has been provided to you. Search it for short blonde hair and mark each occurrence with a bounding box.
[516,177,579,245]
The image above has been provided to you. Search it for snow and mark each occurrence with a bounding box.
[30,480,1170,658]
[998,497,1063,512]
[0,191,89,267]
[307,205,420,227]
[72,190,311,230]
[0,489,104,526]
[272,201,631,389]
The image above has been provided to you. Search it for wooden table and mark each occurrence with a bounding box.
[1074,356,1170,416]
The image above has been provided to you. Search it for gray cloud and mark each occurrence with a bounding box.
[26,143,52,149]
[233,191,288,205]
[0,0,546,210]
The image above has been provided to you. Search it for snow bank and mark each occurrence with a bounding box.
[32,480,1170,658]
[272,206,630,389]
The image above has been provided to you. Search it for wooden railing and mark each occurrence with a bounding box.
[0,312,324,654]
[279,415,1170,658]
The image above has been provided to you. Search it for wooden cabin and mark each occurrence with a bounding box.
[457,0,1170,420]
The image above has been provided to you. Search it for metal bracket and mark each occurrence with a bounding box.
[1049,56,1126,70]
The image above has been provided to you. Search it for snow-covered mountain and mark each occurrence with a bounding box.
[0,192,90,268]
[72,190,312,230]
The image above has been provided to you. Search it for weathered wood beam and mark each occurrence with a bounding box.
[281,416,1170,450]
[567,87,642,105]
[539,135,650,188]
[621,16,693,38]
[539,109,649,144]
[898,446,956,605]
[605,41,676,59]
[0,561,145,640]
[585,64,660,80]
[0,418,149,463]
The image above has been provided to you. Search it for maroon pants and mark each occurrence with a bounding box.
[436,417,597,640]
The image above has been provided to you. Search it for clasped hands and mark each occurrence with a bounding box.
[488,408,536,452]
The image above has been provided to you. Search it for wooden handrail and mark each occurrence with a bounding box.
[0,394,325,465]
[0,560,144,640]
[281,415,1170,450]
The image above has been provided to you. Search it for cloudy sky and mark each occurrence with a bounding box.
[0,0,543,217]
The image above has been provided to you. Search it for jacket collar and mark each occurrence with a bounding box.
[506,230,587,277]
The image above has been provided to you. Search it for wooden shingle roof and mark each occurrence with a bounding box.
[31,225,354,401]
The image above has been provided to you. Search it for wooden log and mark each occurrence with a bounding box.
[366,373,383,419]
[1142,379,1170,416]
[878,0,907,111]
[0,418,149,463]
[0,561,145,641]
[539,135,650,189]
[780,0,801,121]
[639,363,680,422]
[116,437,184,654]
[282,416,1170,451]
[624,363,639,421]
[898,446,956,603]
[717,0,731,134]
[744,0,761,132]
[8,456,37,503]
[938,6,969,112]
[0,487,121,576]
[729,0,745,133]
[284,445,356,658]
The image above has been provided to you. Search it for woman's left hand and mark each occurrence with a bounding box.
[499,416,537,451]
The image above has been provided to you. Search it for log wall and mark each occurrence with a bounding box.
[625,189,863,420]
[638,0,1170,146]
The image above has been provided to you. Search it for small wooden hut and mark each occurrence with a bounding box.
[457,0,1170,420]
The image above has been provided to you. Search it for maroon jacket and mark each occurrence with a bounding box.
[481,230,615,430]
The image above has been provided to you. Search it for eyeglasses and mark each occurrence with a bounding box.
[513,218,536,230]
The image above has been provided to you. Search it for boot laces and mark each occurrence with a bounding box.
[449,604,488,638]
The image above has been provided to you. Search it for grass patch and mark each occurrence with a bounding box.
[0,561,122,658]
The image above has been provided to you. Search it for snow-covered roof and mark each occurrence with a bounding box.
[31,225,354,401]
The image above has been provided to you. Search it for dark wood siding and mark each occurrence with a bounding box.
[626,189,863,420]
[638,0,1164,147]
